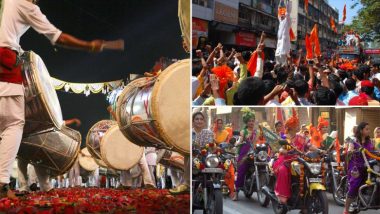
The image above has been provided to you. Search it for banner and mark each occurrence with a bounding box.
[235,31,256,47]
[51,77,124,96]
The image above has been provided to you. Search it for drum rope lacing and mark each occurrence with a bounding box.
[119,79,173,151]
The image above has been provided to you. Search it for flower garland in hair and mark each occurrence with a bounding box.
[241,107,255,124]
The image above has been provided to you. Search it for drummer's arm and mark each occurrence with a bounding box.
[64,118,81,127]
[55,33,104,53]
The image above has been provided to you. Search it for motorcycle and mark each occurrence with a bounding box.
[262,145,329,214]
[241,143,270,207]
[348,149,380,213]
[192,145,227,214]
[324,148,347,206]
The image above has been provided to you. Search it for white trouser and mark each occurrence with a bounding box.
[148,165,156,185]
[120,153,155,187]
[17,159,37,191]
[168,167,182,187]
[17,159,52,192]
[0,96,25,184]
[68,159,81,187]
[87,168,99,187]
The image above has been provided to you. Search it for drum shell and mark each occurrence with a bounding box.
[86,120,116,164]
[18,126,80,177]
[21,51,64,135]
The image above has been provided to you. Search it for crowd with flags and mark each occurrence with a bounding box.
[192,1,380,106]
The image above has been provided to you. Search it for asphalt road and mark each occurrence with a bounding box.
[193,191,380,214]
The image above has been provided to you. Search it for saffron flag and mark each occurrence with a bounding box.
[342,4,346,23]
[305,34,313,60]
[310,125,322,148]
[330,16,337,33]
[247,51,265,77]
[304,0,309,15]
[310,24,321,57]
[289,28,296,41]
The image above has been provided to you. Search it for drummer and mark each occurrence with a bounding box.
[0,0,105,199]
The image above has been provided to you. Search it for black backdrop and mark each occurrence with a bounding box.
[20,0,188,146]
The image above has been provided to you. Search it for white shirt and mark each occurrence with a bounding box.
[275,1,292,57]
[0,0,62,96]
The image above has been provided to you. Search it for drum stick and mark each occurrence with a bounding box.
[102,39,124,51]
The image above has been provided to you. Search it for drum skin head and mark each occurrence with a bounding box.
[100,125,143,170]
[151,59,190,155]
[29,51,64,129]
[79,148,99,172]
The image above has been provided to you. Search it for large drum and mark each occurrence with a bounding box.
[86,120,144,170]
[78,147,99,174]
[18,126,80,177]
[22,51,64,136]
[116,59,190,155]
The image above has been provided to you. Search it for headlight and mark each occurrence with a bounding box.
[307,163,322,175]
[225,159,231,166]
[257,151,268,162]
[205,154,219,168]
[193,158,200,165]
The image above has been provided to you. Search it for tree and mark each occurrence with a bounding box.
[344,0,380,42]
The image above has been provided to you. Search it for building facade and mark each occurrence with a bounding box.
[192,0,340,60]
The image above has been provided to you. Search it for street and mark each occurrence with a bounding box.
[194,191,380,214]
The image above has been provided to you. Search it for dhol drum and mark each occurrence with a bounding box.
[17,126,81,177]
[21,51,64,136]
[116,59,190,155]
[157,150,185,171]
[86,120,144,170]
[78,148,98,178]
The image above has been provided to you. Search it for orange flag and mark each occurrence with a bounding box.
[304,0,309,15]
[330,16,337,33]
[289,28,296,41]
[335,136,341,164]
[247,51,265,77]
[342,4,347,23]
[310,24,321,57]
[310,125,322,148]
[305,34,313,60]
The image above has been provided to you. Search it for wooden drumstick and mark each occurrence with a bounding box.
[102,39,124,51]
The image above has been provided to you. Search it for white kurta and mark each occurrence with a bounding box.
[275,1,292,57]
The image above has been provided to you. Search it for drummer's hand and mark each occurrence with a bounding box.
[73,118,81,127]
[89,40,104,53]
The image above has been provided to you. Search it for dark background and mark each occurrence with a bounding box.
[20,0,188,146]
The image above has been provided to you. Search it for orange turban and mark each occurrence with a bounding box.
[285,108,299,129]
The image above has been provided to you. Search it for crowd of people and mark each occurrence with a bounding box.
[192,41,380,106]
[192,108,380,214]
